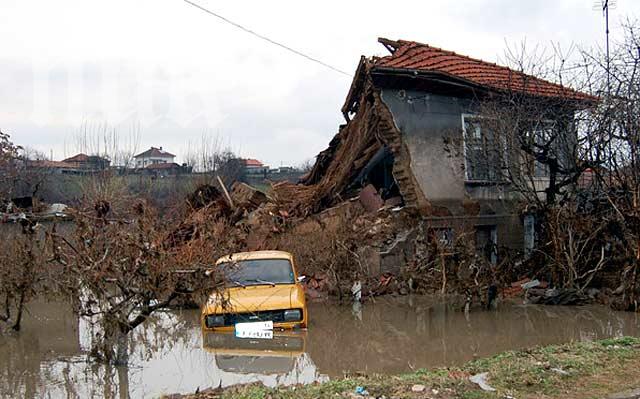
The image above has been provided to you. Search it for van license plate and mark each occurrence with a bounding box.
[235,321,273,339]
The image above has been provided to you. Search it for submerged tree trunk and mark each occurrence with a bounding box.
[11,289,26,331]
[92,320,130,366]
[117,363,130,399]
[114,330,129,366]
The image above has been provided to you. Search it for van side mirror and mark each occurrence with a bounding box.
[297,275,306,283]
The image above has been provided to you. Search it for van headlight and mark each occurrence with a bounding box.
[205,315,225,327]
[283,309,302,322]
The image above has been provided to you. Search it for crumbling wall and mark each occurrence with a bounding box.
[380,89,469,207]
[297,73,428,216]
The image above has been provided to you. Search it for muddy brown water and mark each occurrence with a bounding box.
[1,297,639,398]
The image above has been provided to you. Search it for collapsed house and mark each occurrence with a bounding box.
[293,38,591,268]
[184,38,593,294]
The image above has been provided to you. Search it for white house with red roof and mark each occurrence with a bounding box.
[134,147,175,168]
[243,158,269,174]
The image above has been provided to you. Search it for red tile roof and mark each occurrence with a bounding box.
[375,39,592,101]
[63,153,90,163]
[62,153,110,163]
[134,147,175,158]
[244,158,264,167]
[29,160,75,169]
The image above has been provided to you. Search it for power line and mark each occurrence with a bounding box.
[181,0,352,77]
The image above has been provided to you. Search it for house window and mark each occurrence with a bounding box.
[523,121,556,178]
[462,115,505,182]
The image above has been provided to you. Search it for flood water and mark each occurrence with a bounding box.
[1,297,639,398]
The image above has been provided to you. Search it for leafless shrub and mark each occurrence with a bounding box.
[69,121,141,169]
[0,130,23,201]
[0,222,52,332]
[47,184,236,364]
[183,132,246,185]
[470,20,640,308]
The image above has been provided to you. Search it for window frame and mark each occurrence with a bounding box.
[461,114,508,183]
[522,120,558,179]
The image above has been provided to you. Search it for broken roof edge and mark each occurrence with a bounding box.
[370,66,596,107]
[375,38,597,103]
[341,56,369,120]
[378,37,401,54]
[338,38,595,107]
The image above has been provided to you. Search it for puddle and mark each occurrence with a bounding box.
[1,297,639,398]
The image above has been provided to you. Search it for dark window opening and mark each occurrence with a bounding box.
[352,146,402,201]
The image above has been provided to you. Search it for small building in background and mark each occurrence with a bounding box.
[26,159,76,174]
[134,147,175,168]
[243,158,269,175]
[62,153,111,171]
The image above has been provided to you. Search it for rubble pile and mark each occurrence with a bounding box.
[172,177,498,303]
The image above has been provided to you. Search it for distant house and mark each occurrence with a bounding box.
[26,159,76,174]
[62,153,110,171]
[22,154,109,175]
[134,147,175,168]
[244,158,269,175]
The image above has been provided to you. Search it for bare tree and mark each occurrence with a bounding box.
[297,158,315,174]
[49,193,233,364]
[183,132,246,184]
[0,221,51,332]
[70,122,141,169]
[469,20,640,306]
[0,130,22,201]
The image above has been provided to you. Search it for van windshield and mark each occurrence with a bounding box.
[219,258,295,287]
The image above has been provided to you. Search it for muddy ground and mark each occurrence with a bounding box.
[168,337,640,399]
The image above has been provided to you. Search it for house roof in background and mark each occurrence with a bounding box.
[374,38,593,101]
[62,153,89,163]
[134,147,176,158]
[29,160,75,169]
[62,153,110,163]
[244,158,264,167]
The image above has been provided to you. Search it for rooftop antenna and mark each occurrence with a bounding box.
[594,0,616,94]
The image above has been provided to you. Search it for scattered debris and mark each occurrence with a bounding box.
[551,367,570,376]
[527,288,591,306]
[230,182,267,211]
[359,184,384,213]
[521,279,541,290]
[411,384,426,392]
[469,372,496,392]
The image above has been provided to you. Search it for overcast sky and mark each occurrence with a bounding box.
[1,0,639,166]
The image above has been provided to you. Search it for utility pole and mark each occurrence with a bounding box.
[603,0,611,94]
[595,0,614,94]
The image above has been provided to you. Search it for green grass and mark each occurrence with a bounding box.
[170,337,640,399]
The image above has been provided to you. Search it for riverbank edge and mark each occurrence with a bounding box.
[165,336,640,399]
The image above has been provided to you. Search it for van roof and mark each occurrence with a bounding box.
[215,250,294,264]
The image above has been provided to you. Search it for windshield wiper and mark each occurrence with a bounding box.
[249,278,276,287]
[231,280,246,288]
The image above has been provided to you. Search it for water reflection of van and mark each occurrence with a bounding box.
[201,331,328,388]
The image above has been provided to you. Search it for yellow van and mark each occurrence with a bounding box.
[201,250,308,331]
